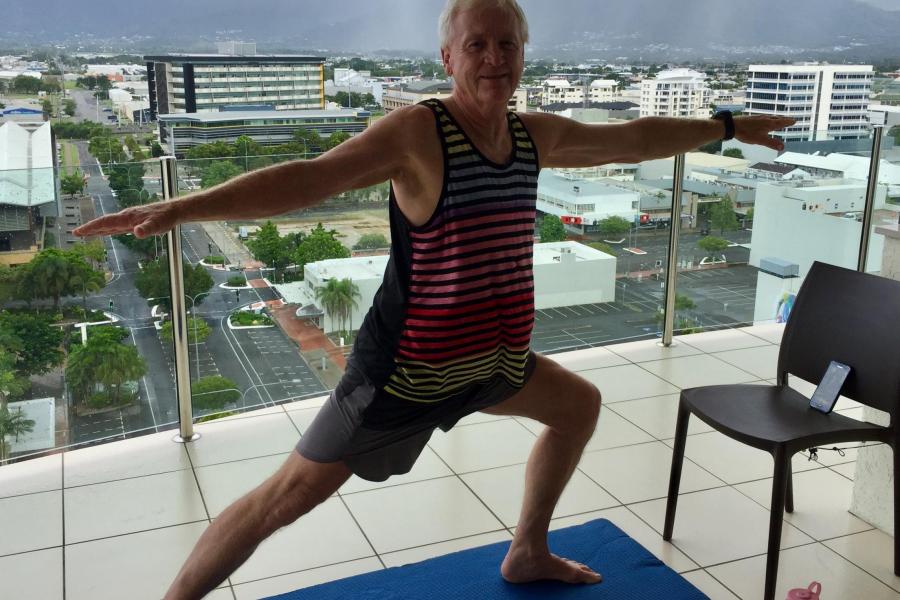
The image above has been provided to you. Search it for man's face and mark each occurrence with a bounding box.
[441,5,525,108]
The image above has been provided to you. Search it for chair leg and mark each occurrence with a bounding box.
[764,446,790,600]
[663,401,690,541]
[894,444,899,576]
[785,458,794,514]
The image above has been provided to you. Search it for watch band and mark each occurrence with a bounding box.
[712,110,735,141]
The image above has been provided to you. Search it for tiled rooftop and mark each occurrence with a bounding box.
[3,324,899,600]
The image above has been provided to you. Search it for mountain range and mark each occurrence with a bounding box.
[2,0,899,61]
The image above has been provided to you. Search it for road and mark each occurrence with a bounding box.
[68,145,326,446]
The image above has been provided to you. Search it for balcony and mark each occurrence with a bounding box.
[2,123,898,599]
[4,327,899,599]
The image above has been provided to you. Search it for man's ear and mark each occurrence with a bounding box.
[441,48,452,76]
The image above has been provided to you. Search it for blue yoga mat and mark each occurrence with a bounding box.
[265,518,707,599]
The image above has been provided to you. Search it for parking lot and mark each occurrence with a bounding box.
[531,265,760,354]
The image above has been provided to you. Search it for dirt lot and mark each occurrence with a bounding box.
[240,208,391,250]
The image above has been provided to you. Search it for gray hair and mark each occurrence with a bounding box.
[438,0,530,48]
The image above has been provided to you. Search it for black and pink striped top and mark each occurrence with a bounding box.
[350,99,539,405]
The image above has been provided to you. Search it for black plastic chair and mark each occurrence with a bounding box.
[663,261,900,600]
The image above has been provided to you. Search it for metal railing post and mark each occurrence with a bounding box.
[660,154,687,347]
[857,126,884,273]
[160,156,200,443]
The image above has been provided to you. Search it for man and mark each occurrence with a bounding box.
[75,1,793,598]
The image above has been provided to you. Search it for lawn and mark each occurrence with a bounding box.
[61,141,80,174]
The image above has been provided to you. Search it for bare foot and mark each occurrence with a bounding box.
[500,549,602,584]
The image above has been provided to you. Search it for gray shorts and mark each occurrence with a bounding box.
[296,352,537,481]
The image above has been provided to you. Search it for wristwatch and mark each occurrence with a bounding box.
[712,110,735,141]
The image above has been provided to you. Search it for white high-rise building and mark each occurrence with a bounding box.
[744,64,873,141]
[639,69,712,118]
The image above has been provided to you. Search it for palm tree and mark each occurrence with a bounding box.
[314,279,343,333]
[0,405,35,462]
[336,278,361,339]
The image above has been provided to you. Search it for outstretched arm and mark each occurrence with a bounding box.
[74,107,423,238]
[520,112,796,169]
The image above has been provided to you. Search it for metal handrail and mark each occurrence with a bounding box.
[857,126,884,273]
[160,156,200,444]
[660,154,687,346]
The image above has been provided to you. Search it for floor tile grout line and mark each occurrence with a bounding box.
[336,494,387,570]
[433,444,516,539]
[227,555,383,590]
[61,449,66,600]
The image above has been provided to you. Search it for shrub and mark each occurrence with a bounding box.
[191,376,240,410]
[226,276,246,287]
[230,311,274,327]
[204,255,226,265]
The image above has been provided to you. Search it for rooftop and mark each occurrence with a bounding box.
[158,108,370,124]
[4,325,893,599]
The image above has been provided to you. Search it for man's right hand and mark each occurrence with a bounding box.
[74,201,182,238]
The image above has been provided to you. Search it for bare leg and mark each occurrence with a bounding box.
[164,451,352,600]
[482,354,602,584]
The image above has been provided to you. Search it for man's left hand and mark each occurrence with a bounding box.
[733,116,796,152]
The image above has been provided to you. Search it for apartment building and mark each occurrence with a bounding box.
[541,78,617,106]
[744,63,873,141]
[146,43,325,121]
[640,69,712,119]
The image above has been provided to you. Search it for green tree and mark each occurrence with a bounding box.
[71,240,107,270]
[150,142,164,158]
[698,236,729,257]
[292,224,351,276]
[191,376,240,411]
[315,277,360,335]
[201,161,243,189]
[11,75,46,94]
[246,221,289,268]
[63,98,76,117]
[598,216,631,237]
[88,133,125,164]
[0,264,19,305]
[745,207,754,225]
[708,196,739,235]
[352,233,389,250]
[0,404,35,461]
[324,131,351,151]
[0,349,27,411]
[19,248,99,310]
[185,141,235,160]
[159,317,211,344]
[0,312,65,377]
[66,334,146,406]
[723,148,745,159]
[60,170,85,196]
[539,215,566,243]
[134,258,214,311]
[41,98,53,116]
[292,127,325,157]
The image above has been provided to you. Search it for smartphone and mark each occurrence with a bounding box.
[809,361,852,414]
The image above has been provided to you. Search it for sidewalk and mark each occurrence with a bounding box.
[199,221,261,269]
[269,303,347,390]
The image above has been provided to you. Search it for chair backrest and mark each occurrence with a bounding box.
[778,261,900,416]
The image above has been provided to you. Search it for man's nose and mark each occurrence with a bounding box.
[483,43,504,66]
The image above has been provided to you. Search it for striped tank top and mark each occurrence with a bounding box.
[349,99,539,423]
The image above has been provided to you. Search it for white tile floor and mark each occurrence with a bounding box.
[2,323,898,599]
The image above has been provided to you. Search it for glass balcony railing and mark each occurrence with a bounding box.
[1,118,893,468]
[0,151,179,464]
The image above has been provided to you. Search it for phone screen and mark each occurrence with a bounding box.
[809,361,852,414]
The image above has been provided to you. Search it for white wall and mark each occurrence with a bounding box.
[749,182,885,285]
[533,244,617,308]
